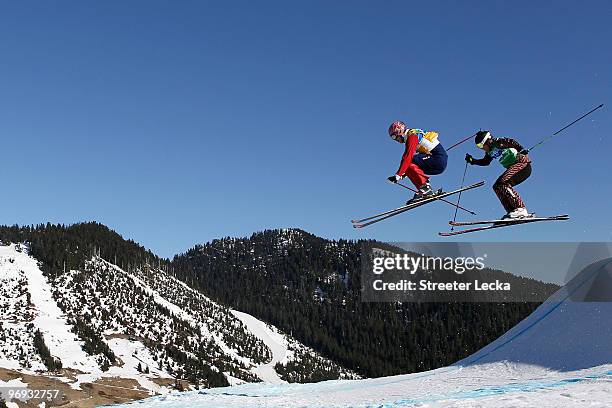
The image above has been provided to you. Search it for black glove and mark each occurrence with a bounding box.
[465,153,474,164]
[387,175,401,183]
[520,149,529,155]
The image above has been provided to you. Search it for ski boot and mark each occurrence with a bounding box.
[501,207,533,220]
[406,183,442,205]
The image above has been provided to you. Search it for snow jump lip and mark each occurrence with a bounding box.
[457,257,612,371]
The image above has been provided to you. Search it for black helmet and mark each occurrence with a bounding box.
[475,130,492,149]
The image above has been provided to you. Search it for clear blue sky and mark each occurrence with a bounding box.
[0,1,610,258]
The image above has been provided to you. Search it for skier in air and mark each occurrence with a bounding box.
[387,121,448,204]
[465,130,532,219]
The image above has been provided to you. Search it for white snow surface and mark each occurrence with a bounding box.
[103,338,171,395]
[0,244,100,373]
[0,244,173,395]
[111,258,612,407]
[231,310,288,384]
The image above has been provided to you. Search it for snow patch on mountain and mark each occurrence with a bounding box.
[0,243,98,373]
[1,241,355,405]
[105,338,170,393]
[231,310,288,384]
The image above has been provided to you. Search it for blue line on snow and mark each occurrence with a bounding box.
[386,370,612,407]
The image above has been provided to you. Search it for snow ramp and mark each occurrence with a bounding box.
[457,257,612,371]
[111,258,612,408]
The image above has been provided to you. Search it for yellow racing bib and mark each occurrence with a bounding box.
[409,130,440,154]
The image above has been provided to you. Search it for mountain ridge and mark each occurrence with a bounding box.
[0,223,359,406]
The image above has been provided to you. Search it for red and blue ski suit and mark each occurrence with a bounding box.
[396,132,448,189]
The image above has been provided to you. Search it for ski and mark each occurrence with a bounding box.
[352,181,485,228]
[449,214,569,227]
[439,215,569,236]
[351,203,416,224]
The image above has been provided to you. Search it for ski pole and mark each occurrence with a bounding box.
[446,132,478,151]
[451,161,469,231]
[395,182,476,215]
[527,103,604,152]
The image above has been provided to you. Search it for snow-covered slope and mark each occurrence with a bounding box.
[110,258,612,407]
[0,243,356,406]
[457,257,612,371]
[231,311,287,384]
[0,243,98,372]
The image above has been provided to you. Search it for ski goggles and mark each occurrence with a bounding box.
[476,132,492,149]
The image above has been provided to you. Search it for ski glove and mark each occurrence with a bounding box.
[520,149,529,155]
[388,175,403,184]
[465,153,474,164]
